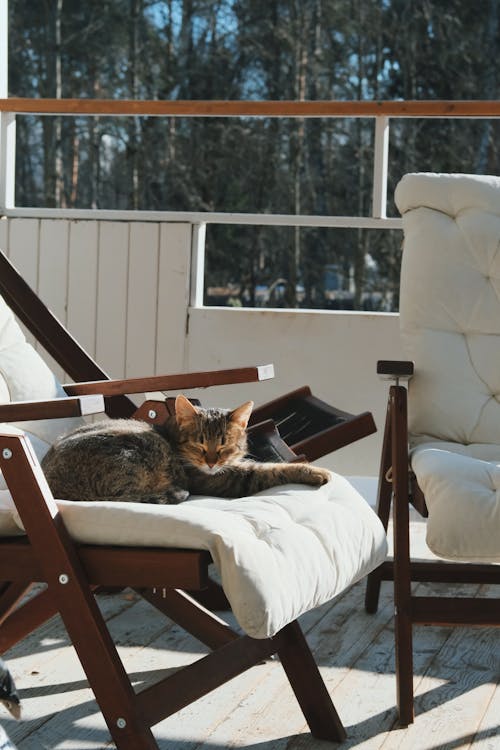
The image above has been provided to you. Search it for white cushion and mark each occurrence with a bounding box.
[8,475,387,639]
[396,173,500,445]
[396,173,500,562]
[0,295,83,531]
[411,443,500,562]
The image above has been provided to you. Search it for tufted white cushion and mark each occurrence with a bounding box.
[396,173,500,561]
[0,295,83,531]
[8,476,388,638]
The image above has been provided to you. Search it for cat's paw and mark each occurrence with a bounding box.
[307,467,331,486]
[167,488,190,504]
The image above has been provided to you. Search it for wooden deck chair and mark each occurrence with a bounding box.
[0,250,387,748]
[364,173,500,726]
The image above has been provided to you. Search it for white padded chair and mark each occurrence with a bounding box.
[0,257,387,749]
[365,172,500,725]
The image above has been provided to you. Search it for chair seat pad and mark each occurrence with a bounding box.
[411,442,500,563]
[5,475,387,639]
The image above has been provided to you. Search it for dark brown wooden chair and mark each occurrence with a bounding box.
[0,249,385,747]
[365,173,500,726]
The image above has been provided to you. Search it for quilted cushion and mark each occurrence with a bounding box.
[411,443,500,562]
[8,475,388,638]
[396,173,500,561]
[396,173,500,444]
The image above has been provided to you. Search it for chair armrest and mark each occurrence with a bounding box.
[377,360,414,380]
[0,394,105,422]
[62,364,275,397]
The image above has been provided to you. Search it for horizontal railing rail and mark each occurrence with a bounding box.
[2,98,500,222]
[2,98,500,118]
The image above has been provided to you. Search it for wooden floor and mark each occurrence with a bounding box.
[1,515,499,750]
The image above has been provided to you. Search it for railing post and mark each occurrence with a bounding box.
[190,222,206,307]
[372,116,389,219]
[0,0,15,212]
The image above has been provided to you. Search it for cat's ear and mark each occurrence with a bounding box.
[229,400,254,429]
[175,394,198,425]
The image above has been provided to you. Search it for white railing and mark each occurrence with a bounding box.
[4,97,500,309]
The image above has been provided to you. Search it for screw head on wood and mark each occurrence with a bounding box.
[116,717,127,729]
[58,574,69,585]
[148,409,157,419]
[2,448,12,460]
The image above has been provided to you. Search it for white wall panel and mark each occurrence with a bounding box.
[95,222,129,378]
[7,218,39,346]
[0,217,8,254]
[1,216,403,474]
[126,222,159,378]
[67,220,99,358]
[38,220,69,380]
[156,223,191,375]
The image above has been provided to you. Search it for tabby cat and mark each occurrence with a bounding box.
[41,394,330,504]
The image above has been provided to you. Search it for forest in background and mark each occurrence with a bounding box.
[7,0,500,310]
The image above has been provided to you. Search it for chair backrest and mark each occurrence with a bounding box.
[395,172,500,445]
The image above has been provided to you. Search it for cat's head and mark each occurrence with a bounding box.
[174,394,253,474]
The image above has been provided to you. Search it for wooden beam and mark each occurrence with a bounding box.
[2,98,500,118]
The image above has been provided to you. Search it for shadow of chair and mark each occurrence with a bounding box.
[365,172,500,725]
[0,249,387,748]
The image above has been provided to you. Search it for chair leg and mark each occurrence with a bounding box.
[391,385,414,725]
[394,602,414,726]
[365,477,392,613]
[276,620,346,742]
[365,397,393,614]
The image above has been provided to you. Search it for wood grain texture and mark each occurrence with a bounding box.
[3,97,500,118]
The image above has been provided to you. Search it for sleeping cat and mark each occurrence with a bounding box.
[41,394,331,504]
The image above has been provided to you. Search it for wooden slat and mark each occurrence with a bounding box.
[62,364,275,396]
[3,98,500,118]
[376,560,500,584]
[0,395,103,421]
[79,547,211,589]
[412,596,500,626]
[136,633,282,727]
[0,539,210,590]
